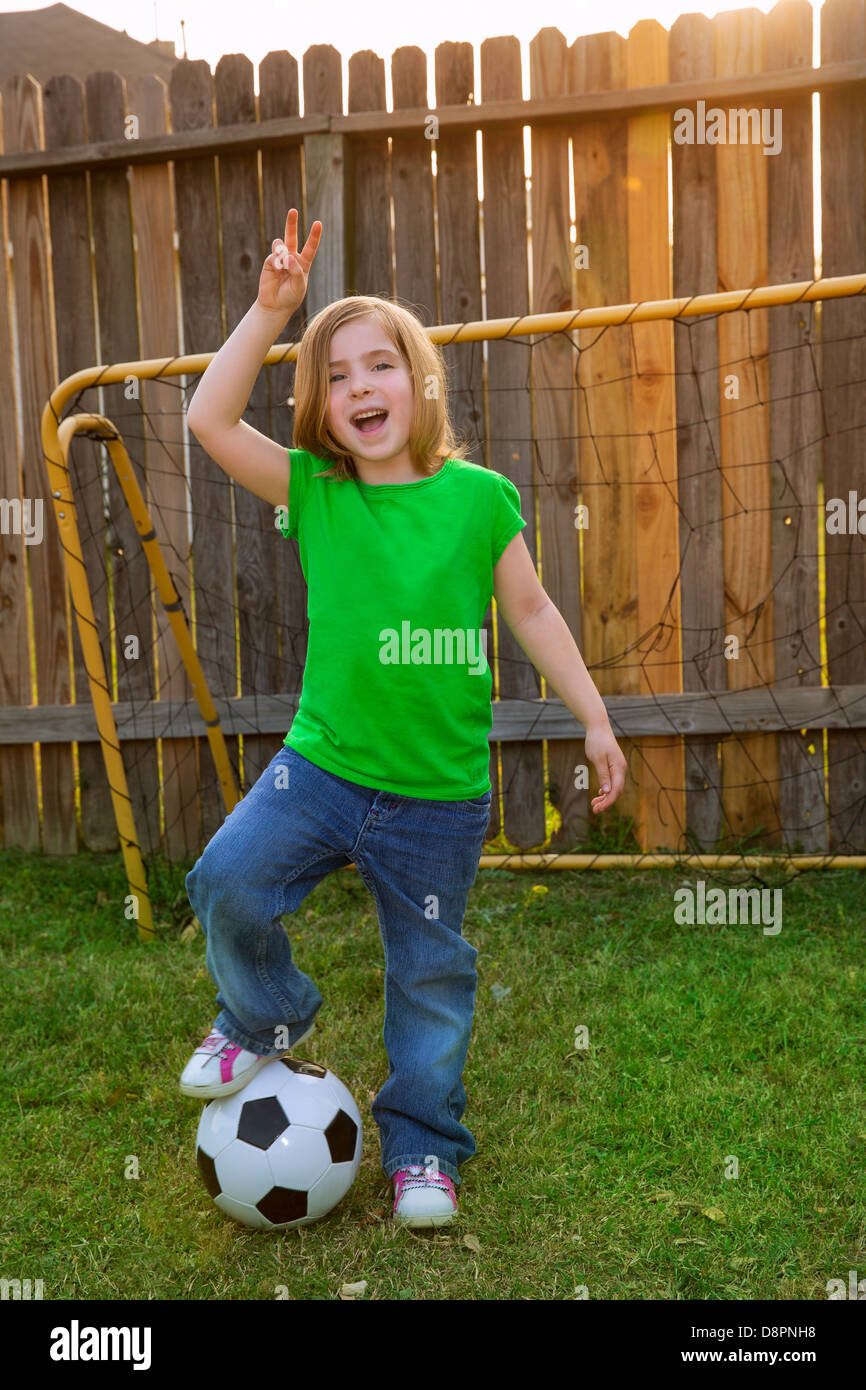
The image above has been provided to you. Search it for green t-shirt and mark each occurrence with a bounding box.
[278,450,527,800]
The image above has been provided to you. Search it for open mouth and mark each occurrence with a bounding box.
[351,409,389,436]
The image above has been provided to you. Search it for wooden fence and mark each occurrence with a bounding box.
[1,1,865,863]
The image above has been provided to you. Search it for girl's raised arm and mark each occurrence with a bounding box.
[186,210,322,510]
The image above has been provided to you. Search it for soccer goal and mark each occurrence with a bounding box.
[40,275,866,941]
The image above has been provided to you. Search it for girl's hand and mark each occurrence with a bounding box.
[258,208,322,316]
[584,720,627,814]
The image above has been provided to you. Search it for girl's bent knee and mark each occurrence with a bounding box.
[187,849,276,931]
[187,849,239,909]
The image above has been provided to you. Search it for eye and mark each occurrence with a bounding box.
[329,362,393,383]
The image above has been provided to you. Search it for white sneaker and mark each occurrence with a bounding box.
[178,1023,315,1100]
[392,1160,458,1228]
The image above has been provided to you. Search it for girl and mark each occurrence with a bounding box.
[180,210,626,1228]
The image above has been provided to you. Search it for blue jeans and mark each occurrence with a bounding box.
[185,745,492,1187]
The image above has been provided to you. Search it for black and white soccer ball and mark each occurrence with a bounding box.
[195,1057,362,1230]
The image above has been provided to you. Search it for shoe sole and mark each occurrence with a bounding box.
[178,1022,315,1100]
[394,1208,457,1229]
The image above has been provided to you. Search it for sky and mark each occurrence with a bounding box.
[2,0,823,96]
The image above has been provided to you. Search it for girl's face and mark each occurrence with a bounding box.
[326,317,415,471]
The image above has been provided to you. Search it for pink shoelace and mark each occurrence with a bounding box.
[196,1028,248,1084]
[393,1158,456,1205]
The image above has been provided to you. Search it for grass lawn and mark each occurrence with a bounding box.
[1,843,864,1300]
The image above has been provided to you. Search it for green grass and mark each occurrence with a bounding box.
[1,844,864,1300]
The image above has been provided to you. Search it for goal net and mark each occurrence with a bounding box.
[41,276,866,939]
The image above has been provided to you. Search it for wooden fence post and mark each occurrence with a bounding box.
[303,45,347,313]
[5,75,69,852]
[715,10,780,849]
[571,30,643,845]
[129,71,199,860]
[671,14,726,853]
[43,72,116,852]
[627,20,684,852]
[86,68,161,855]
[767,0,827,852]
[348,49,391,297]
[258,51,308,739]
[0,84,35,851]
[532,27,588,852]
[215,53,282,792]
[170,58,237,849]
[391,46,436,323]
[482,34,546,851]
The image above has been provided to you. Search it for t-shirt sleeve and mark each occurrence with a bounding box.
[491,471,527,566]
[277,448,305,540]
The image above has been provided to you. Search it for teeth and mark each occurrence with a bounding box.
[352,410,386,422]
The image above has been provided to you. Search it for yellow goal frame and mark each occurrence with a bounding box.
[40,275,866,942]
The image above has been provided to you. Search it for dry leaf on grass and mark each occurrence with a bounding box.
[103,1086,141,1107]
[462,1234,481,1253]
[339,1280,368,1299]
[701,1207,727,1222]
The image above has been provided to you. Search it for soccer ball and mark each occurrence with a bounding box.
[195,1057,362,1230]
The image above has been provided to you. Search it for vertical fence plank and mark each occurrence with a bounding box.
[291,46,345,798]
[170,58,237,849]
[821,0,866,852]
[715,9,781,849]
[43,73,116,851]
[627,21,684,851]
[670,15,725,853]
[433,43,492,818]
[128,73,199,859]
[303,46,346,314]
[570,32,643,844]
[86,70,161,858]
[391,47,437,321]
[433,40,484,457]
[259,52,307,753]
[0,90,37,849]
[766,0,827,852]
[215,54,281,792]
[5,75,71,852]
[348,50,391,297]
[481,36,545,850]
[533,31,586,853]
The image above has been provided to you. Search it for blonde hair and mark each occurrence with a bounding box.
[290,295,473,481]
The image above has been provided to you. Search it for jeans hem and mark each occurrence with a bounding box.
[383,1154,461,1186]
[213,1009,317,1058]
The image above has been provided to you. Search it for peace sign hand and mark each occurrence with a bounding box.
[258,208,322,316]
